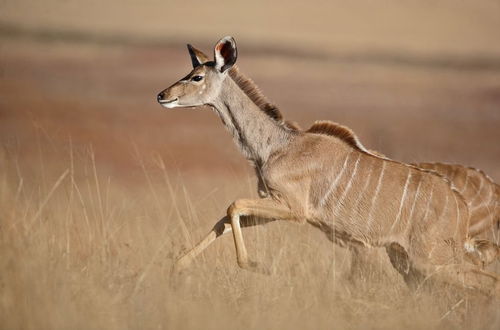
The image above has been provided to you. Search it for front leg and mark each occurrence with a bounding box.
[227,198,296,274]
[175,216,231,272]
[175,214,279,272]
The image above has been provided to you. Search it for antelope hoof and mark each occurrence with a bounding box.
[238,259,271,275]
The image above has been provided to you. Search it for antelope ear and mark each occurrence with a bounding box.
[187,44,209,68]
[214,36,237,73]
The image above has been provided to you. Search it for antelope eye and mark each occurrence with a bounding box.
[191,75,203,82]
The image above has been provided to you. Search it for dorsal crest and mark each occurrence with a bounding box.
[306,120,369,152]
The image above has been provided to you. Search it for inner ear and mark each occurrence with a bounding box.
[214,37,237,72]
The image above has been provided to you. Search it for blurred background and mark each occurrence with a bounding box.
[1,1,500,329]
[2,0,500,181]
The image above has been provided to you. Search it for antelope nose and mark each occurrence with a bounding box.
[157,92,165,102]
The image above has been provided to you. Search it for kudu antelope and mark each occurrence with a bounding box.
[157,37,499,295]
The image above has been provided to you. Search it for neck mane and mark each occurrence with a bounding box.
[229,66,299,131]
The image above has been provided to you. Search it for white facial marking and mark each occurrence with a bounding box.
[198,84,206,95]
[159,98,180,108]
[161,102,179,109]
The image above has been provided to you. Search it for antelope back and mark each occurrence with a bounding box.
[305,120,499,237]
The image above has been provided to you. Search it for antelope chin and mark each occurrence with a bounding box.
[159,98,179,109]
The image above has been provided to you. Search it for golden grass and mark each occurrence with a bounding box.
[1,135,499,330]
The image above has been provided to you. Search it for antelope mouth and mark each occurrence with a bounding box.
[159,98,179,108]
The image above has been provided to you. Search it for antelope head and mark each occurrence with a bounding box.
[157,36,237,109]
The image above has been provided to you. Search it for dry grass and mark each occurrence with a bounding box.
[1,134,499,330]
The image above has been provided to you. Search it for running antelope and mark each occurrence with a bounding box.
[157,37,499,295]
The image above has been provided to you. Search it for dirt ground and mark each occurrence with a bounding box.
[1,5,500,328]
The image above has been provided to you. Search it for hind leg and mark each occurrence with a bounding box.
[386,241,499,296]
[385,243,426,291]
[408,238,500,297]
[411,259,499,297]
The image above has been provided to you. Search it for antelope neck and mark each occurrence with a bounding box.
[210,76,294,167]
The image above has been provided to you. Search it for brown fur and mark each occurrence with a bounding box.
[416,162,500,237]
[306,120,499,239]
[305,121,468,195]
[307,121,361,149]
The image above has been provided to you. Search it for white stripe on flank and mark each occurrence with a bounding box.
[460,172,469,195]
[438,194,449,225]
[407,176,422,224]
[366,162,386,227]
[351,160,373,217]
[390,170,412,231]
[469,203,495,235]
[471,179,484,203]
[319,151,352,207]
[470,185,492,211]
[333,154,362,217]
[452,192,460,235]
[421,183,434,224]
